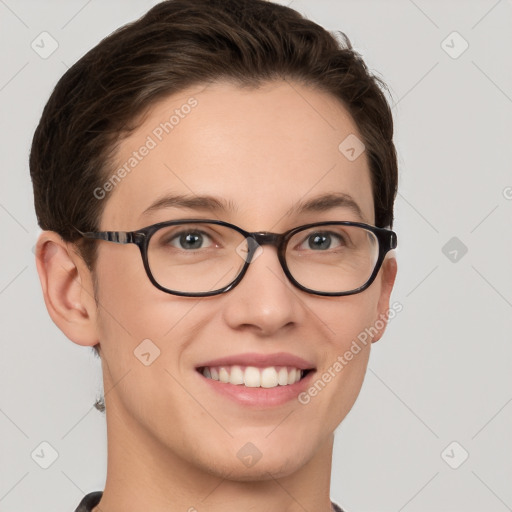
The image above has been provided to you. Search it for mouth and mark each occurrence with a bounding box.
[194,352,317,407]
[195,365,315,389]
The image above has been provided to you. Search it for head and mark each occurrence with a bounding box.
[32,0,397,481]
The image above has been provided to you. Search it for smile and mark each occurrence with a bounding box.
[197,365,313,388]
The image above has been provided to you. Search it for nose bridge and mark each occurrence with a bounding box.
[247,231,285,268]
[250,231,282,249]
[222,230,300,334]
[242,230,290,283]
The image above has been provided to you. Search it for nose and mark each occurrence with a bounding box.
[221,242,304,336]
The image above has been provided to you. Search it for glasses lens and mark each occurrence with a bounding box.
[285,224,379,293]
[147,222,248,294]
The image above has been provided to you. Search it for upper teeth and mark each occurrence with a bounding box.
[201,365,305,388]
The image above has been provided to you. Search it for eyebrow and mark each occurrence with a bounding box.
[286,192,365,221]
[140,192,365,222]
[141,194,237,217]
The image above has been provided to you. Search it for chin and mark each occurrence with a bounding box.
[209,455,307,482]
[197,438,315,482]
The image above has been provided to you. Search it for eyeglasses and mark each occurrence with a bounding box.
[76,219,397,297]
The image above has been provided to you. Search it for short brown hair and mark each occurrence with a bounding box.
[30,0,397,277]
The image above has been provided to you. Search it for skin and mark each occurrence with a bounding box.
[35,80,397,512]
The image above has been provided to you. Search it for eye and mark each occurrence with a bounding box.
[298,231,346,251]
[167,230,214,250]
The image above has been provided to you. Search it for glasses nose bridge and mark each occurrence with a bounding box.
[244,231,288,280]
[248,231,284,252]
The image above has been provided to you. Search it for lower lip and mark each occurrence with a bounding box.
[196,369,316,407]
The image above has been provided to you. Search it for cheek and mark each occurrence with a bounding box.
[93,246,187,364]
[302,291,381,426]
[92,253,203,424]
[93,247,214,384]
[318,286,381,351]
[94,249,150,338]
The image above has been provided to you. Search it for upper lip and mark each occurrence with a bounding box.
[196,352,316,370]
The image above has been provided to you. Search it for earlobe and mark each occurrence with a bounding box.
[371,254,398,344]
[35,231,99,347]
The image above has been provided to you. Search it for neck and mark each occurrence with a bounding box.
[94,396,335,512]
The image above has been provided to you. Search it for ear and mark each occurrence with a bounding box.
[34,231,99,347]
[371,253,398,344]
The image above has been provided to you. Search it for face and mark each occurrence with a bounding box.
[76,80,396,480]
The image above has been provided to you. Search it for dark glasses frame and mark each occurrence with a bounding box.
[75,219,397,297]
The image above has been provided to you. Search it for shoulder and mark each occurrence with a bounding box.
[76,493,342,512]
[74,491,103,512]
[331,501,346,512]
[331,500,346,512]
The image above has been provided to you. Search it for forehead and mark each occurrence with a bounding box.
[100,80,374,229]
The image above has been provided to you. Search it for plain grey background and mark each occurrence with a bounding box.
[1,1,511,511]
